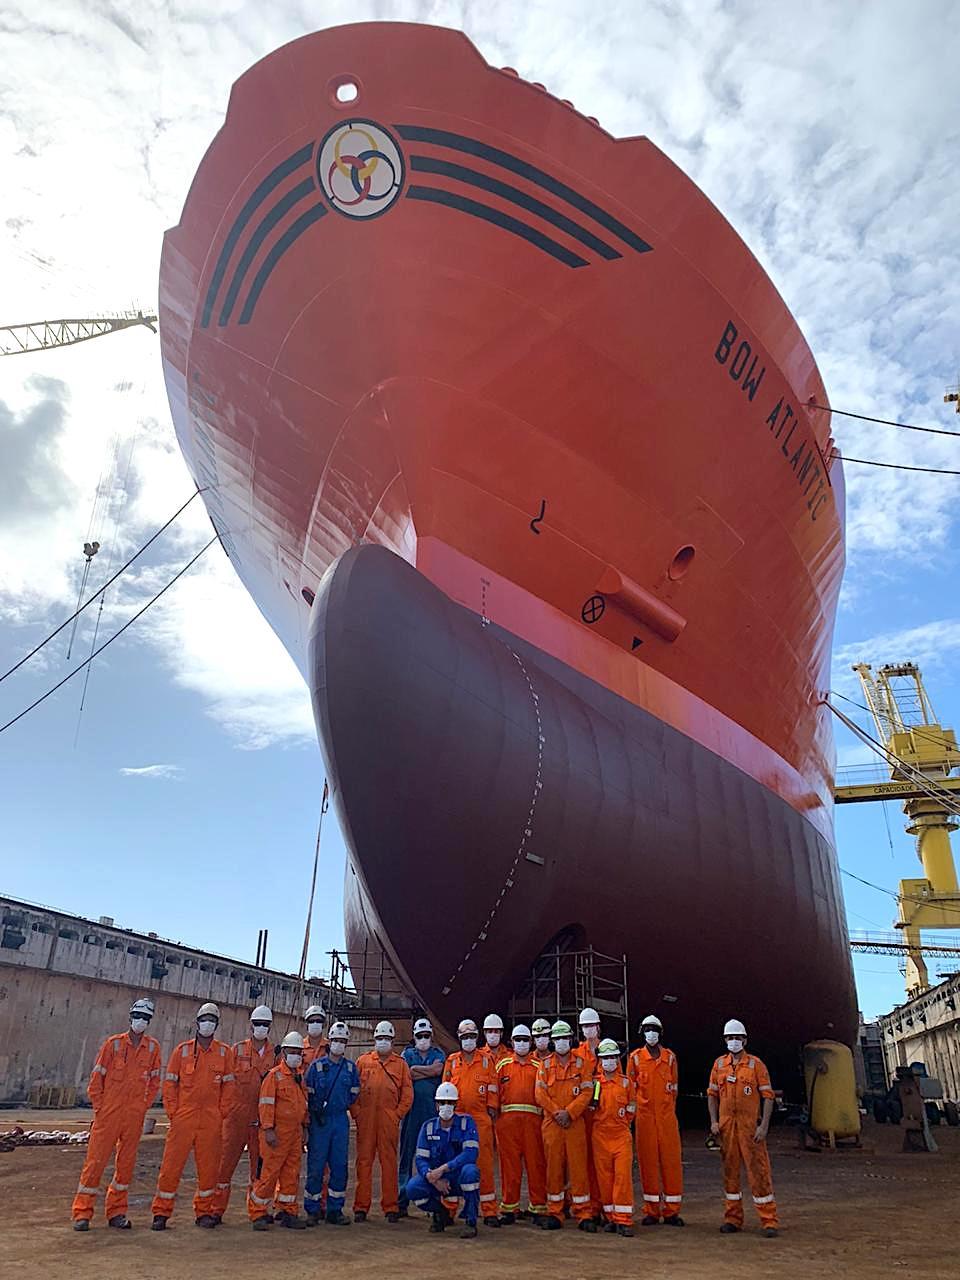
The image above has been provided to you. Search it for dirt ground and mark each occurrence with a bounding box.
[2,1110,959,1279]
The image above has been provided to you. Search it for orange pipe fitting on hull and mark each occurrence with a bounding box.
[597,567,686,642]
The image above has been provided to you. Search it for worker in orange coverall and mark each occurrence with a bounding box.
[353,1020,413,1222]
[535,1019,596,1232]
[707,1018,779,1237]
[483,1013,511,1066]
[576,1007,602,1221]
[443,1018,500,1224]
[150,1002,235,1229]
[248,1032,309,1230]
[628,1013,684,1225]
[302,1004,329,1067]
[592,1038,637,1236]
[495,1025,546,1223]
[71,997,162,1231]
[211,1004,275,1222]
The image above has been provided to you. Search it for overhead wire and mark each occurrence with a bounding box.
[0,537,217,737]
[833,455,960,475]
[809,402,960,439]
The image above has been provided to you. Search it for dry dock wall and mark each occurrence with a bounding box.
[0,897,329,1104]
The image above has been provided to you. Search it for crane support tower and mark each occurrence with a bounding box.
[848,663,960,996]
[0,311,157,356]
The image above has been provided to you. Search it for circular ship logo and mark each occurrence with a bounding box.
[318,120,404,219]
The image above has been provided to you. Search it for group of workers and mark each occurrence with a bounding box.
[70,999,780,1242]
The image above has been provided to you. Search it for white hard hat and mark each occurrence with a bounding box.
[413,1017,433,1035]
[597,1038,620,1057]
[512,1025,531,1039]
[251,1005,273,1022]
[458,1018,479,1037]
[374,1020,395,1038]
[531,1018,552,1035]
[724,1019,747,1037]
[130,997,155,1018]
[578,1007,600,1026]
[435,1081,459,1102]
[281,1031,304,1050]
[197,1002,220,1020]
[328,1021,349,1040]
[483,1013,504,1031]
[640,1014,663,1030]
[304,1005,325,1021]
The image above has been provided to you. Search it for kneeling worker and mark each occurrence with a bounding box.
[405,1082,481,1239]
[249,1033,308,1230]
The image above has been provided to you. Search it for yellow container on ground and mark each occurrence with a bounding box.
[803,1040,861,1139]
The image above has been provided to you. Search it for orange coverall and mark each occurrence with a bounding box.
[302,1037,329,1067]
[72,1031,162,1222]
[212,1036,275,1218]
[707,1052,779,1229]
[628,1044,683,1219]
[443,1050,500,1219]
[576,1038,601,1216]
[353,1051,413,1215]
[151,1038,235,1220]
[535,1051,593,1222]
[495,1055,546,1216]
[248,1060,308,1220]
[593,1070,636,1226]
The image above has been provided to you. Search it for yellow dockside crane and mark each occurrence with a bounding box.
[838,664,960,996]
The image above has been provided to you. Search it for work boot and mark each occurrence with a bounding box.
[210,1215,223,1226]
[72,1220,90,1232]
[763,1227,779,1238]
[664,1216,686,1227]
[720,1223,740,1233]
[354,1210,367,1223]
[460,1222,478,1239]
[578,1218,597,1233]
[282,1215,307,1230]
[305,1213,322,1226]
[107,1215,131,1229]
[386,1212,400,1223]
[499,1212,516,1226]
[603,1221,618,1233]
[617,1224,635,1238]
[196,1215,217,1228]
[641,1214,660,1226]
[326,1210,351,1226]
[484,1216,501,1228]
[397,1205,409,1218]
[430,1212,447,1234]
[252,1218,270,1232]
[540,1215,561,1230]
[151,1216,167,1231]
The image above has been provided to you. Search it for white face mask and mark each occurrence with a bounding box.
[460,1037,477,1053]
[130,1018,149,1034]
[726,1039,744,1055]
[285,1053,303,1069]
[252,1025,270,1041]
[329,1040,347,1057]
[485,1031,501,1046]
[307,1022,324,1038]
[600,1056,618,1073]
[644,1030,660,1045]
[584,1025,599,1041]
[513,1039,531,1057]
[197,1020,217,1037]
[553,1038,571,1055]
[438,1103,455,1120]
[375,1038,392,1054]
[534,1035,550,1052]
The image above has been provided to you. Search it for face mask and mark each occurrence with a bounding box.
[197,1020,216,1037]
[285,1053,303,1069]
[252,1025,270,1041]
[726,1039,744,1054]
[644,1030,660,1045]
[584,1026,599,1041]
[438,1103,455,1120]
[460,1037,477,1053]
[534,1036,550,1052]
[130,1018,149,1033]
[485,1031,501,1046]
[600,1057,618,1073]
[554,1038,571,1055]
[375,1038,392,1054]
[513,1039,531,1057]
[307,1022,324,1038]
[329,1040,346,1057]
[415,1035,432,1049]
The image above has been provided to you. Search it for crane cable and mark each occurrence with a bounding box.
[809,402,960,439]
[0,537,217,737]
[289,780,330,1034]
[833,455,960,476]
[0,488,206,687]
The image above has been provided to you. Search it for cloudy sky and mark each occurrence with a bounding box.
[1,0,959,1021]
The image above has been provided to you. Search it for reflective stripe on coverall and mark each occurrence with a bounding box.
[151,1039,235,1220]
[405,1113,481,1225]
[304,1053,361,1215]
[575,1038,601,1216]
[495,1055,546,1215]
[708,1052,779,1228]
[398,1044,446,1208]
[72,1032,161,1222]
[353,1051,413,1215]
[212,1037,274,1218]
[535,1052,593,1221]
[628,1044,683,1219]
[248,1061,308,1220]
[593,1071,636,1226]
[442,1051,499,1218]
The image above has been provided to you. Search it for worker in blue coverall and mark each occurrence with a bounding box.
[405,1081,481,1239]
[304,1021,360,1226]
[398,1016,447,1215]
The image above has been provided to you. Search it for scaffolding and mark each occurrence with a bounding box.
[326,944,421,1022]
[507,941,630,1048]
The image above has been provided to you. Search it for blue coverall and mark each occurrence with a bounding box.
[397,1044,446,1209]
[405,1112,481,1225]
[304,1053,360,1217]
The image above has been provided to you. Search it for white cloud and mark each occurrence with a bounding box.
[832,619,960,695]
[119,763,183,779]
